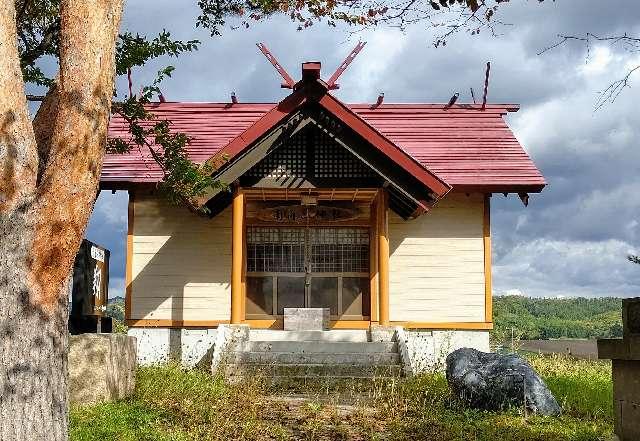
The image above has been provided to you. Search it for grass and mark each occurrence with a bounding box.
[528,354,613,421]
[69,354,614,441]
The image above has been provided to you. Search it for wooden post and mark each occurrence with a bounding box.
[124,190,134,322]
[231,189,245,324]
[369,196,379,322]
[377,190,390,327]
[484,194,493,323]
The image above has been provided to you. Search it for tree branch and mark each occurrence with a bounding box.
[0,0,39,214]
[29,0,124,312]
[539,32,640,109]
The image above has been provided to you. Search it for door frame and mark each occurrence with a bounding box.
[235,187,388,330]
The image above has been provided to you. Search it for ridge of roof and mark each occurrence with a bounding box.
[138,101,519,111]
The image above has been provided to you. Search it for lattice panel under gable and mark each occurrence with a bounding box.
[246,130,307,178]
[313,129,376,178]
[245,124,377,180]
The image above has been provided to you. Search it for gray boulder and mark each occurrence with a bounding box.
[445,348,561,416]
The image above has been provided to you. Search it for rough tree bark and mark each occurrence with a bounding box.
[0,1,123,440]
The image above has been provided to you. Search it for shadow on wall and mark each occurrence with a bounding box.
[129,191,232,361]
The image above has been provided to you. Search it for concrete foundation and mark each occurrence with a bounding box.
[128,327,218,367]
[370,325,395,342]
[127,326,490,372]
[396,329,490,374]
[211,324,250,375]
[69,333,137,405]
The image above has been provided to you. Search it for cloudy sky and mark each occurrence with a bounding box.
[79,0,640,299]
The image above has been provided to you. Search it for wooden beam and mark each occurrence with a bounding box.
[395,321,494,330]
[126,319,492,330]
[241,187,379,202]
[124,191,134,321]
[231,189,245,324]
[330,320,372,330]
[377,189,390,326]
[241,319,492,330]
[126,319,229,328]
[484,194,493,323]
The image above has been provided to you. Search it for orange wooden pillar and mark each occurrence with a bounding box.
[377,190,390,326]
[483,194,493,323]
[231,189,245,324]
[124,190,134,322]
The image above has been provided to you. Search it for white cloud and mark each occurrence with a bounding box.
[494,238,639,298]
[91,191,128,228]
[80,0,640,300]
[496,288,526,297]
[580,46,613,75]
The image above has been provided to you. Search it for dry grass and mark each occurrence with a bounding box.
[70,354,614,441]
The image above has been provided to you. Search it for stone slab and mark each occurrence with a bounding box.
[240,341,397,353]
[283,308,330,331]
[233,351,400,365]
[69,333,137,405]
[250,329,369,342]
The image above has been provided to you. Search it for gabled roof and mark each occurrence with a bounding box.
[206,81,450,201]
[103,73,545,195]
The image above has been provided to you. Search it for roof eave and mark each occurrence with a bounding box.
[450,183,546,194]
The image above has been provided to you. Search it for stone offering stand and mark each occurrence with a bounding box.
[598,297,640,441]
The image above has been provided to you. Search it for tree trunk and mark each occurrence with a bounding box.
[0,213,69,440]
[0,1,123,440]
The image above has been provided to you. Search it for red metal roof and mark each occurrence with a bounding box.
[103,101,545,193]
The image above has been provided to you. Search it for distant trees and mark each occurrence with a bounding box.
[492,296,623,342]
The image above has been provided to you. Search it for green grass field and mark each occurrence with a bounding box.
[70,354,614,441]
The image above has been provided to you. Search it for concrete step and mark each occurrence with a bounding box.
[249,330,369,342]
[239,341,397,354]
[228,363,402,378]
[232,351,400,365]
[265,376,401,392]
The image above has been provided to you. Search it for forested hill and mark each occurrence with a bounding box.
[493,296,623,340]
[106,295,623,340]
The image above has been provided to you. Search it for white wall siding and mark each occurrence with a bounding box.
[389,193,486,323]
[131,194,232,322]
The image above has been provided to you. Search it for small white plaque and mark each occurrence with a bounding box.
[91,246,105,263]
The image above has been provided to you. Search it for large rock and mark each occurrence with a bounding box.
[69,333,137,405]
[445,348,561,416]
